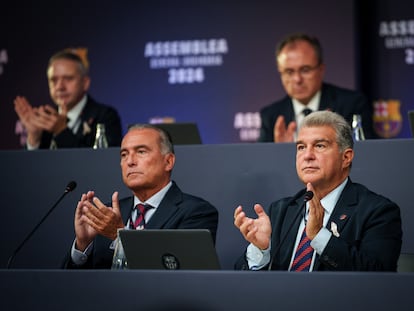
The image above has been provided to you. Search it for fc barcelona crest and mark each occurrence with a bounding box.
[373,100,402,138]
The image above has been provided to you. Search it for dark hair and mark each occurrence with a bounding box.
[47,50,88,76]
[127,124,175,154]
[276,33,323,65]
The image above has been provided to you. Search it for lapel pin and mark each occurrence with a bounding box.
[330,221,340,237]
[83,121,91,135]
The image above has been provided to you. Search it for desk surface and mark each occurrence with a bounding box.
[1,270,413,311]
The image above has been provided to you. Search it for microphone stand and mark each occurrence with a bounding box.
[7,181,76,269]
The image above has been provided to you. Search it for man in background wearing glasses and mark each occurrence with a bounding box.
[258,33,376,142]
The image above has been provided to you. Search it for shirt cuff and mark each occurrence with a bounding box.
[310,227,332,254]
[246,243,271,270]
[26,142,40,150]
[70,239,94,266]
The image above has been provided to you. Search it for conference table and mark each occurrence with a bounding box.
[1,269,413,310]
[1,139,414,310]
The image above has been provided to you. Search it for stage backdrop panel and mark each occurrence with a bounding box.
[0,0,357,148]
[357,1,414,139]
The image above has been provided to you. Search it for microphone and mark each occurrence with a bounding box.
[268,190,313,270]
[6,181,77,269]
[304,190,314,202]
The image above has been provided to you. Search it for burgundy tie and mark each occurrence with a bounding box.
[290,226,314,271]
[129,204,152,230]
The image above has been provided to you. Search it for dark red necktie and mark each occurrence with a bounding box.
[290,226,314,272]
[129,204,152,230]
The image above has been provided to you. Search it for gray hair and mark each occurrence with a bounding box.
[48,50,89,76]
[299,110,354,152]
[127,124,175,155]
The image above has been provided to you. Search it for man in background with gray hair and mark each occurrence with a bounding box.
[14,49,122,149]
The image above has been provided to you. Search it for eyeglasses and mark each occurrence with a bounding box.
[279,64,320,79]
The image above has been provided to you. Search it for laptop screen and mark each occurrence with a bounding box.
[152,123,202,145]
[118,229,220,270]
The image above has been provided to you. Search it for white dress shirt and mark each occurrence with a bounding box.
[292,91,321,128]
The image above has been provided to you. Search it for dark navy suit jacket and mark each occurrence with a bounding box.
[64,181,219,269]
[235,179,402,271]
[39,95,122,149]
[258,83,376,142]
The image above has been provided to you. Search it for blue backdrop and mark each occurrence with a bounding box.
[1,0,413,149]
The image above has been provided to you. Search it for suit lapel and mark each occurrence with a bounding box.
[77,116,89,137]
[318,83,339,113]
[145,182,182,229]
[326,181,357,234]
[120,197,134,225]
[283,97,296,124]
[276,196,304,268]
[75,97,97,137]
[313,181,357,271]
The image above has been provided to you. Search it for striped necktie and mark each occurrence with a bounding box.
[129,204,152,230]
[290,226,314,272]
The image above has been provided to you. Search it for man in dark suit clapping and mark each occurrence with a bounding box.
[235,111,401,271]
[64,124,218,269]
[258,33,375,142]
[14,49,122,149]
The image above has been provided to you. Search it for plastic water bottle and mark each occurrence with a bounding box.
[111,234,127,270]
[93,123,109,149]
[352,114,365,141]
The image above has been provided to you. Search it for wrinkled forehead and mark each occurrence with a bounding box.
[297,125,336,142]
[278,41,317,62]
[122,128,160,147]
[47,59,82,77]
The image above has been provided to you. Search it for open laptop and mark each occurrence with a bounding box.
[152,123,202,145]
[118,229,220,270]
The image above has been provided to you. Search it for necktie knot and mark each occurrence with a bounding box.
[135,203,150,213]
[302,108,313,116]
[130,203,153,230]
